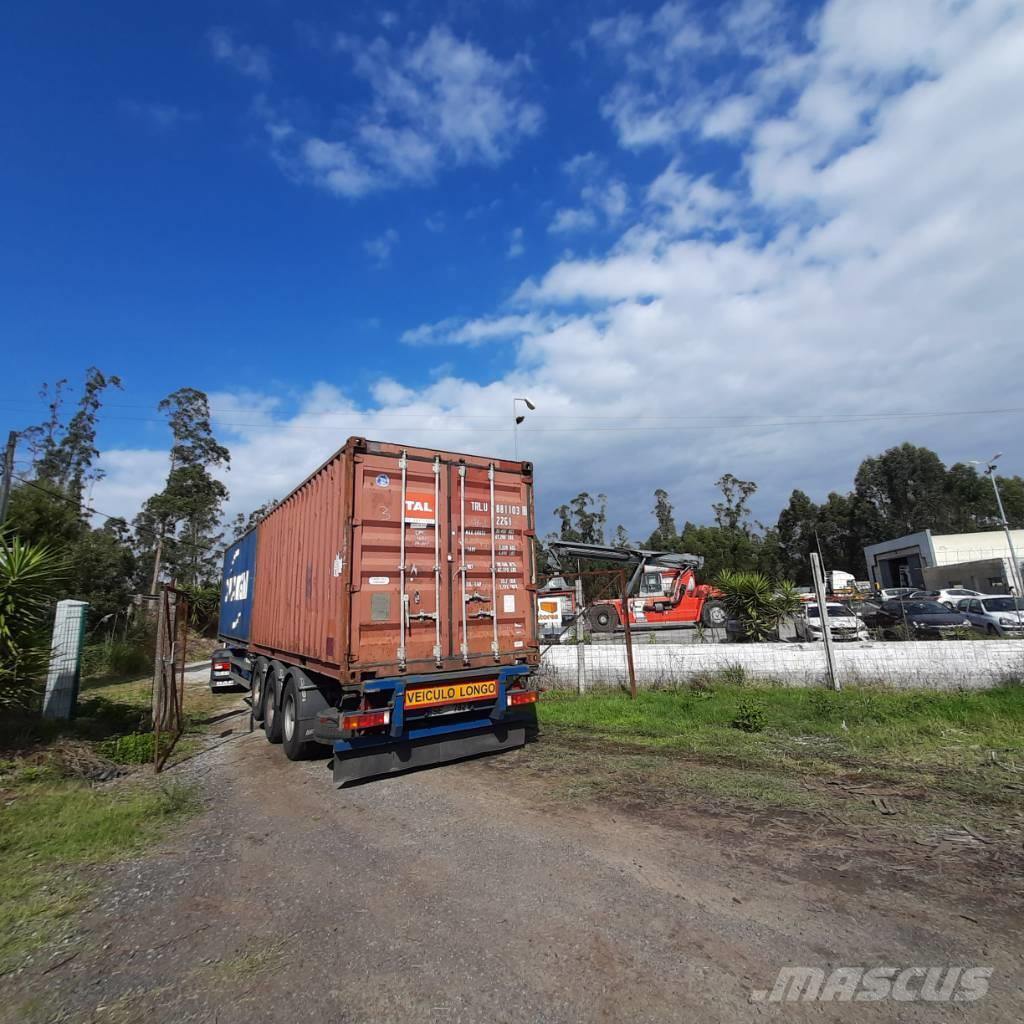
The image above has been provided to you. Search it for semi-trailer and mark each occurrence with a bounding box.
[212,436,540,784]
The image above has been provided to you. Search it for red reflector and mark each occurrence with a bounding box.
[342,710,390,731]
[213,661,230,671]
[507,690,539,707]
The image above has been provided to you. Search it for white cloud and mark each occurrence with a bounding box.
[97,1,1024,540]
[207,27,271,81]
[402,312,560,346]
[425,211,446,232]
[549,180,628,234]
[364,228,399,266]
[507,226,525,258]
[303,139,376,197]
[702,94,758,139]
[589,2,723,148]
[548,207,598,234]
[270,27,541,199]
[120,100,198,129]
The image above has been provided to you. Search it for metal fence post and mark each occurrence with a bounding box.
[810,553,840,691]
[42,599,89,720]
[620,570,637,699]
[575,576,587,694]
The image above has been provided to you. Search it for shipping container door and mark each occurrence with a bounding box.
[448,460,533,662]
[350,451,450,672]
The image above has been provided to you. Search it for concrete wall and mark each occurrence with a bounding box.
[537,640,1024,692]
[932,530,1024,565]
[922,558,1015,594]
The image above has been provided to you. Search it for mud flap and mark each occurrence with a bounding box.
[332,725,525,787]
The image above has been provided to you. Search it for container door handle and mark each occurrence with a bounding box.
[459,463,469,664]
[432,456,442,667]
[488,463,499,661]
[397,450,408,671]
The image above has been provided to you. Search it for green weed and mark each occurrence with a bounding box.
[0,779,200,972]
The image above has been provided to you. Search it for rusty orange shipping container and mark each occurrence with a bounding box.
[215,436,540,784]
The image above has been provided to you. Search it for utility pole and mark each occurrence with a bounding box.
[512,397,535,462]
[0,431,16,526]
[987,465,1024,598]
[972,454,1024,599]
[150,454,176,595]
[811,552,840,691]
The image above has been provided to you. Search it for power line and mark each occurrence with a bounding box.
[3,404,1023,435]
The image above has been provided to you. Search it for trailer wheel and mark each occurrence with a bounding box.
[701,600,727,628]
[588,605,617,632]
[263,679,283,744]
[251,663,266,723]
[281,681,316,761]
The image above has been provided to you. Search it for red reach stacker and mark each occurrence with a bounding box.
[547,541,726,632]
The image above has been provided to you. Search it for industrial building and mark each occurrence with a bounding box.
[863,529,1024,593]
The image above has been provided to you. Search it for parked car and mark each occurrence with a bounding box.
[909,587,983,609]
[795,603,868,642]
[878,587,916,601]
[852,599,884,628]
[874,600,973,639]
[955,595,1024,636]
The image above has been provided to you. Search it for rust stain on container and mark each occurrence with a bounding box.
[248,437,538,684]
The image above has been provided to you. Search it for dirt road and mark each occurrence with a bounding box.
[5,701,1022,1023]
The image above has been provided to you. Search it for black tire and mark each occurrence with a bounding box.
[281,680,317,761]
[588,605,617,632]
[251,663,266,723]
[701,600,727,628]
[263,676,283,744]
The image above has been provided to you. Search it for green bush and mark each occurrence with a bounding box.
[98,732,155,764]
[731,695,767,733]
[82,638,151,680]
[0,531,67,707]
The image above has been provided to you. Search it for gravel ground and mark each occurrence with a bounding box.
[3,683,1022,1023]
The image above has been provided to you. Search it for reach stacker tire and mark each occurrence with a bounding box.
[701,600,727,628]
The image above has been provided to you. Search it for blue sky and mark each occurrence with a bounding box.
[3,0,1023,541]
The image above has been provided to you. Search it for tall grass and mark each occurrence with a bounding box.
[81,637,152,680]
[0,776,200,971]
[539,684,1024,761]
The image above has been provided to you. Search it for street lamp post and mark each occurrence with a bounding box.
[512,397,535,461]
[973,454,1024,598]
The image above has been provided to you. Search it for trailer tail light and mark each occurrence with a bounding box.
[507,690,539,708]
[342,710,390,731]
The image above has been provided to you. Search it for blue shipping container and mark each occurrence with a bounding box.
[217,529,258,643]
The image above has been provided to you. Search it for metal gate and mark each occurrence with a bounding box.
[152,585,189,772]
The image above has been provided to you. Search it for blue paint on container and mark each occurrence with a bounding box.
[218,529,258,643]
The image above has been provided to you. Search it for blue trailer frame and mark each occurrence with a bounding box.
[324,664,535,785]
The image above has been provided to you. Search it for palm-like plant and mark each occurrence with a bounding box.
[0,531,67,705]
[713,570,802,641]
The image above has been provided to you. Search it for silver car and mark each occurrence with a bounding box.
[795,603,869,642]
[956,595,1024,637]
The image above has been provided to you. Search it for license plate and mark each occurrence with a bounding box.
[405,679,498,710]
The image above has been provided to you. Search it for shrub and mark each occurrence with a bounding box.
[731,695,767,733]
[82,638,151,680]
[98,732,155,764]
[0,531,67,707]
[713,570,802,641]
